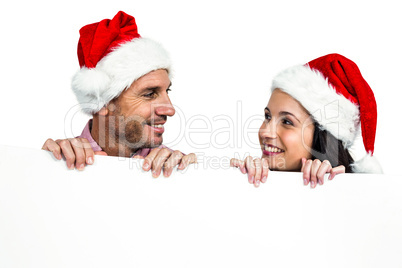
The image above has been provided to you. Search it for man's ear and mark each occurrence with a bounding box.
[97,106,109,116]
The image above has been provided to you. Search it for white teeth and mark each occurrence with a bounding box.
[152,124,164,128]
[265,145,282,153]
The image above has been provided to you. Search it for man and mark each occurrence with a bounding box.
[42,11,196,178]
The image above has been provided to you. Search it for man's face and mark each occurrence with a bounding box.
[107,69,175,151]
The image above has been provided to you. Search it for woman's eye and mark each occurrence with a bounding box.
[264,113,271,121]
[166,88,171,94]
[282,118,293,126]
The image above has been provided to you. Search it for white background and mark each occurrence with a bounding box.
[0,0,401,174]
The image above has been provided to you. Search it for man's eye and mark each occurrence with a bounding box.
[264,113,271,121]
[144,92,156,98]
[166,88,171,93]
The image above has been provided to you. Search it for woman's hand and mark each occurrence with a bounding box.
[301,158,345,188]
[230,157,269,187]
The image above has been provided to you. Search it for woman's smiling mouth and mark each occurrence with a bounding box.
[263,144,284,156]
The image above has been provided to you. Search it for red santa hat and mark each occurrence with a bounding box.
[271,53,382,173]
[71,11,172,114]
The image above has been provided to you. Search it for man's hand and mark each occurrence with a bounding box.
[139,148,197,178]
[230,157,269,188]
[43,138,195,176]
[301,158,345,188]
[42,138,106,170]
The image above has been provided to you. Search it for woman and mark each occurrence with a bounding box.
[231,53,382,188]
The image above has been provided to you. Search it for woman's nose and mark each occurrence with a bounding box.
[260,120,278,139]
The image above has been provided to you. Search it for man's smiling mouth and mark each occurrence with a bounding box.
[150,124,164,129]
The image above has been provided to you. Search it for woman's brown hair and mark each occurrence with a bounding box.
[310,122,354,173]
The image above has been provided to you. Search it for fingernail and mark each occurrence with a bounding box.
[319,179,323,185]
[87,157,93,165]
[143,162,150,170]
[69,164,74,170]
[78,164,85,171]
[311,181,315,188]
[254,180,260,187]
[304,179,308,185]
[262,176,267,183]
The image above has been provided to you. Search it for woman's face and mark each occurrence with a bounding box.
[258,89,315,171]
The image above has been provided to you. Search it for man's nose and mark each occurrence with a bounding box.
[154,94,176,117]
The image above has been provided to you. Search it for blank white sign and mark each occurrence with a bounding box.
[0,145,401,268]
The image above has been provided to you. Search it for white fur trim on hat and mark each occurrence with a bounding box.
[350,153,383,174]
[271,65,360,148]
[71,37,172,114]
